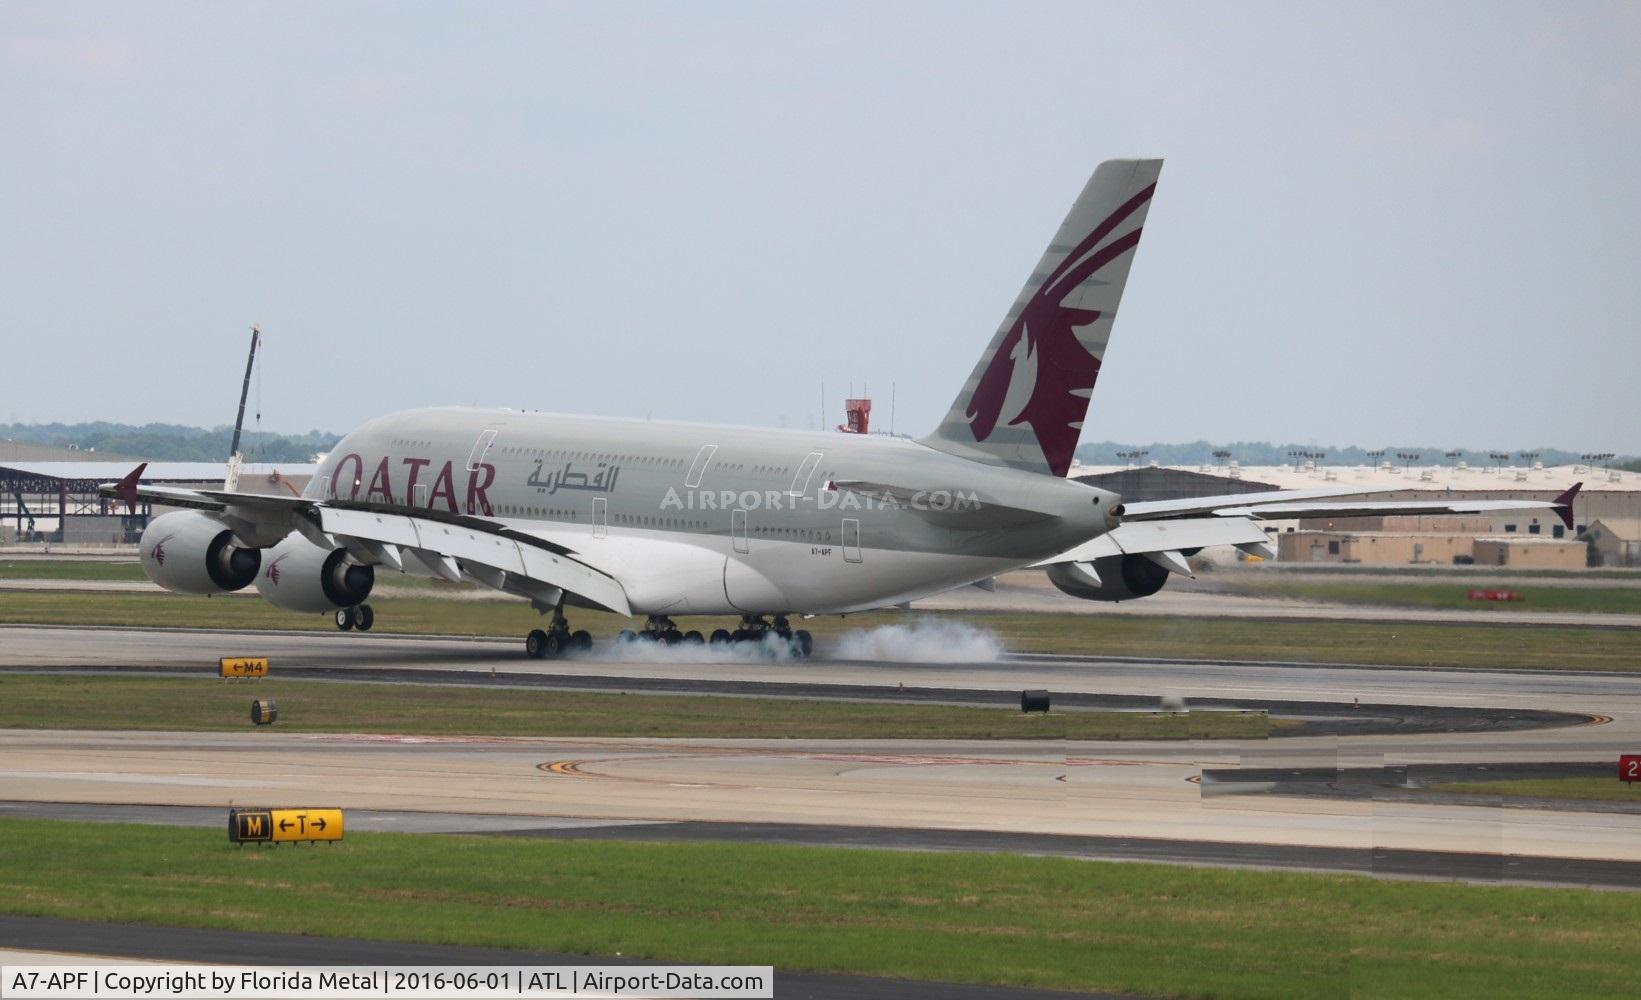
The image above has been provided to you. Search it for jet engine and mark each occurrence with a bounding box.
[138,510,261,595]
[1045,553,1170,602]
[254,533,375,613]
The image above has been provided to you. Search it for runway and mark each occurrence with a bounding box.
[3,625,1640,888]
[8,573,1640,627]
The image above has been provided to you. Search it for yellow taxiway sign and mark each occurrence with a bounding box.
[219,656,269,678]
[229,808,344,844]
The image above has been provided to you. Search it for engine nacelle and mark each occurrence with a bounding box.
[254,533,375,613]
[1046,553,1170,602]
[139,510,261,595]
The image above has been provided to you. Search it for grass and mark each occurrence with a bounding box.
[1211,579,1641,615]
[0,559,147,582]
[1421,777,1641,804]
[0,675,1272,740]
[2,818,1639,998]
[0,558,465,592]
[1,590,1639,671]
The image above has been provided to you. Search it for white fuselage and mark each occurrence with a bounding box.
[305,407,1117,617]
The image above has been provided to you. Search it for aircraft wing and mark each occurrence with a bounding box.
[99,465,632,615]
[1040,482,1582,575]
[1123,483,1581,530]
[1118,485,1399,520]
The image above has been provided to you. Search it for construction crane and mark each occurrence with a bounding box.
[225,325,260,492]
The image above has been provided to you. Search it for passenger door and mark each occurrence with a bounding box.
[789,451,824,499]
[842,517,862,563]
[465,428,499,472]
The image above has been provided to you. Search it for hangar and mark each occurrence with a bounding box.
[0,459,315,544]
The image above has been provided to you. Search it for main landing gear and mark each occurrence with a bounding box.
[519,611,814,659]
[334,604,374,632]
[525,605,593,659]
[708,615,812,658]
[615,616,705,646]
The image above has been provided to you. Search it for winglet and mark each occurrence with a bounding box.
[113,463,147,514]
[1553,481,1581,531]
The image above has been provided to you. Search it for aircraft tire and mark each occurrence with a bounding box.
[525,629,550,658]
[334,607,355,631]
[794,629,813,658]
[356,605,375,632]
[542,630,565,659]
[572,629,593,650]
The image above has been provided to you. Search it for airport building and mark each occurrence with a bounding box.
[0,456,315,544]
[1587,519,1641,568]
[1072,459,1639,568]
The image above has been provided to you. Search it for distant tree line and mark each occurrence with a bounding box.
[0,422,341,463]
[3,421,1629,470]
[1073,440,1635,468]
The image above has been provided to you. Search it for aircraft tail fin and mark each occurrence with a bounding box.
[922,158,1162,477]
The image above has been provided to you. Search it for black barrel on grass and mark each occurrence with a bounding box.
[250,699,278,725]
[1021,690,1051,714]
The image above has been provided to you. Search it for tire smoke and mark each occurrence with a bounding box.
[588,632,803,663]
[830,620,1003,663]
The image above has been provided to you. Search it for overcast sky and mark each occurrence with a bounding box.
[3,2,1637,453]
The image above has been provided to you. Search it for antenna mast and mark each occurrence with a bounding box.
[226,325,260,491]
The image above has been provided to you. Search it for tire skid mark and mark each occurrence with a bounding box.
[536,751,1163,787]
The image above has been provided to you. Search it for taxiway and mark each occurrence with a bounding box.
[2,625,1639,889]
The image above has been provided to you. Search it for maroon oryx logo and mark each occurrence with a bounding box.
[965,183,1154,477]
[265,555,287,586]
[149,535,173,567]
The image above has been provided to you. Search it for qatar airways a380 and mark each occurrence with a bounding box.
[106,159,1577,658]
